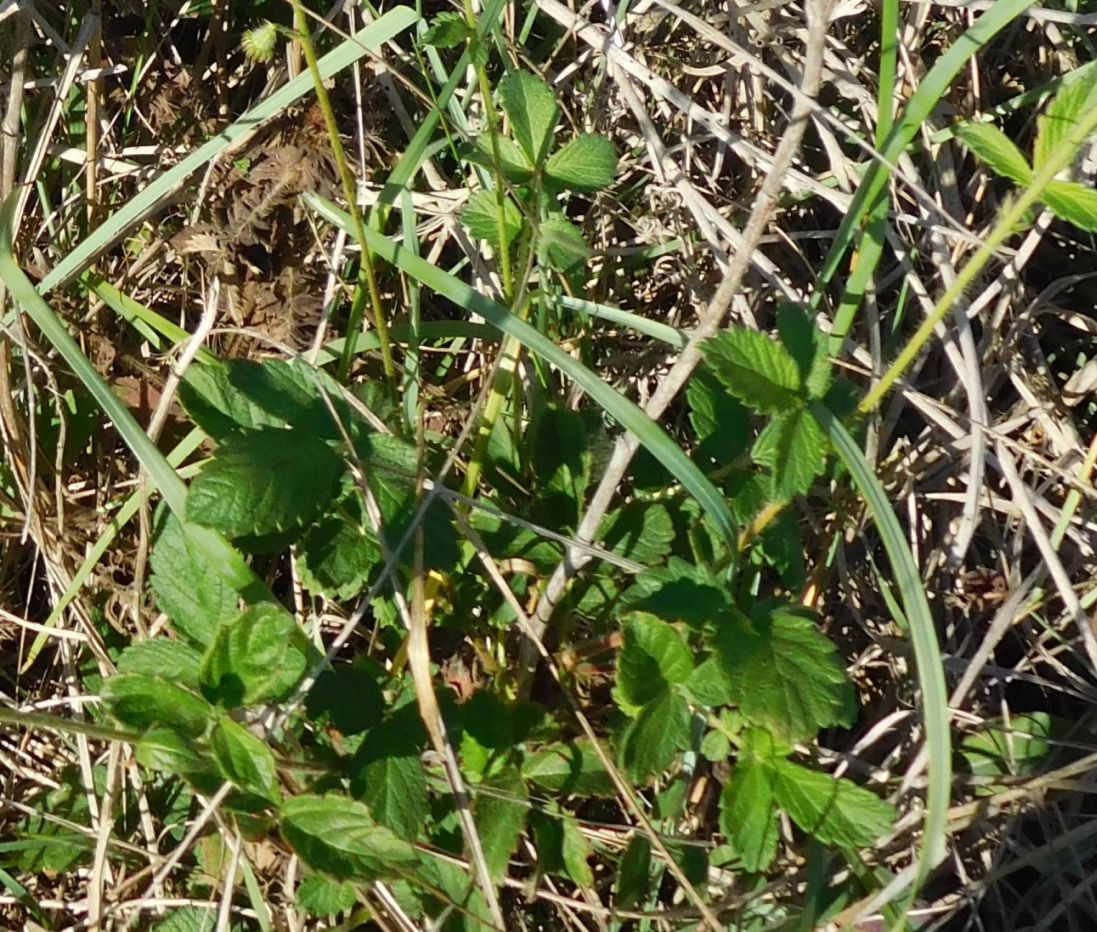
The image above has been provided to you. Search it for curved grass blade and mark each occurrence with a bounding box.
[811,402,949,915]
[305,191,738,547]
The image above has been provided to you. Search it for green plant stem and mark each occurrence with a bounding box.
[860,100,1097,414]
[0,705,139,744]
[461,1,514,301]
[291,2,396,386]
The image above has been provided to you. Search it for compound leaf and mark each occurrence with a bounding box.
[498,70,558,166]
[751,407,828,501]
[544,134,618,192]
[210,715,280,804]
[954,121,1032,184]
[1034,60,1097,171]
[461,189,523,252]
[1041,179,1097,231]
[702,329,802,414]
[102,674,213,737]
[620,690,691,782]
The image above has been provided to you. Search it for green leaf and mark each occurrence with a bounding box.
[537,216,589,271]
[522,741,614,797]
[772,758,895,849]
[776,304,831,399]
[688,371,750,464]
[953,121,1032,184]
[561,817,594,886]
[187,428,345,539]
[149,511,239,646]
[461,189,523,252]
[714,603,855,742]
[620,690,691,781]
[702,329,802,414]
[210,716,280,804]
[685,658,734,707]
[467,134,534,182]
[615,613,693,711]
[102,674,213,737]
[544,134,618,192]
[297,514,380,600]
[719,741,780,872]
[178,364,285,440]
[958,712,1054,779]
[136,726,216,777]
[295,875,357,918]
[281,794,418,880]
[1034,60,1097,171]
[117,639,203,689]
[531,402,590,525]
[306,664,385,735]
[701,729,731,762]
[622,557,732,628]
[353,721,427,840]
[751,407,828,500]
[150,907,217,932]
[1041,179,1097,231]
[474,765,527,880]
[199,604,309,708]
[423,11,470,49]
[497,70,558,166]
[614,835,652,909]
[598,503,675,565]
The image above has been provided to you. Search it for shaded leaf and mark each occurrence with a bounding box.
[622,557,731,628]
[353,719,427,840]
[537,216,589,271]
[522,741,614,797]
[297,513,380,600]
[306,663,385,735]
[688,371,750,464]
[615,835,652,908]
[776,304,831,399]
[474,765,527,880]
[620,690,691,781]
[468,134,534,182]
[615,613,692,711]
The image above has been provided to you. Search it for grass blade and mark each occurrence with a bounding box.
[811,402,950,914]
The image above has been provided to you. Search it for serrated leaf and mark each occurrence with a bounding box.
[474,765,527,880]
[621,557,732,628]
[537,216,589,271]
[751,407,828,500]
[522,741,614,797]
[615,835,652,908]
[150,907,217,932]
[702,329,802,414]
[688,370,750,464]
[714,603,855,742]
[297,514,380,600]
[598,502,675,564]
[423,11,470,48]
[178,364,285,440]
[149,511,238,646]
[1034,60,1097,171]
[1041,179,1097,231]
[954,121,1032,184]
[281,794,418,880]
[776,304,831,399]
[199,604,309,708]
[461,189,522,252]
[223,358,348,438]
[544,134,618,192]
[620,690,691,781]
[186,427,344,539]
[719,750,780,872]
[772,758,895,849]
[210,716,280,804]
[685,658,734,707]
[468,134,534,182]
[498,70,558,166]
[701,729,731,762]
[296,875,357,917]
[615,613,693,711]
[531,402,590,525]
[353,721,427,840]
[117,639,202,688]
[102,674,213,737]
